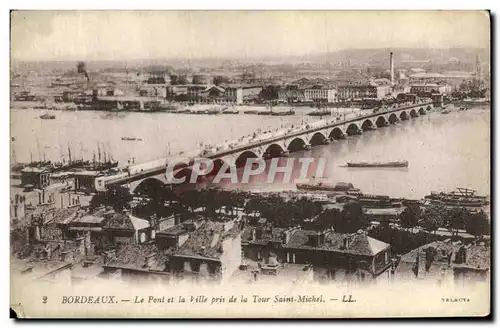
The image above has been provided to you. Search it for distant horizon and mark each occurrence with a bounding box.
[10,46,491,65]
[11,11,490,62]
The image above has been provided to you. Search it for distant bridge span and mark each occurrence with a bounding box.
[95,101,435,193]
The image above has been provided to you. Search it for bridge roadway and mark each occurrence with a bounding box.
[94,100,435,192]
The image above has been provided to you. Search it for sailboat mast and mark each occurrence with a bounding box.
[11,138,17,165]
[79,143,84,161]
[36,138,41,162]
[97,143,101,163]
[68,143,72,164]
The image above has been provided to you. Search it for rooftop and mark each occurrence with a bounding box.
[286,230,389,256]
[174,220,243,260]
[105,243,167,272]
[158,224,188,236]
[399,240,490,271]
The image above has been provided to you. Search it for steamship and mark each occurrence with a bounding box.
[346,160,408,168]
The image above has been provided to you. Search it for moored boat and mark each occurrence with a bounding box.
[296,180,360,193]
[346,160,408,168]
[40,113,56,120]
[122,137,143,141]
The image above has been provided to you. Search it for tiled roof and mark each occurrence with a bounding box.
[130,216,150,231]
[241,226,287,245]
[106,243,167,271]
[103,212,134,230]
[158,225,188,236]
[285,230,389,256]
[174,220,242,259]
[400,240,490,271]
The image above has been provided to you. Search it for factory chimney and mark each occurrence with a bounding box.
[389,52,395,87]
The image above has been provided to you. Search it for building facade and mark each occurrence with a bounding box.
[337,83,391,101]
[241,226,392,284]
[304,86,337,103]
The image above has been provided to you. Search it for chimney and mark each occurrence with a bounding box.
[343,236,350,250]
[282,228,297,245]
[103,249,116,263]
[145,254,156,269]
[454,246,467,264]
[390,52,395,87]
[255,226,263,240]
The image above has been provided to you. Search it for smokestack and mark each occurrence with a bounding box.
[77,61,90,87]
[390,52,394,87]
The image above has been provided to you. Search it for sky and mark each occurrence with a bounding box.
[10,10,491,61]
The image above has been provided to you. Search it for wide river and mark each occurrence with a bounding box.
[10,105,490,199]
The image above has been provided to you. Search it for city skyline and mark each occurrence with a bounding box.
[11,11,490,62]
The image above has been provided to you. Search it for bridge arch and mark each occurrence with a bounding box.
[309,131,329,146]
[208,158,230,177]
[329,127,346,140]
[264,143,286,159]
[388,113,399,124]
[418,107,426,115]
[174,167,196,184]
[375,116,388,127]
[361,119,375,131]
[346,123,362,136]
[235,150,259,168]
[287,137,308,152]
[410,109,418,117]
[132,177,166,196]
[400,111,409,121]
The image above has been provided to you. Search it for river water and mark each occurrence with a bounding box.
[10,105,490,199]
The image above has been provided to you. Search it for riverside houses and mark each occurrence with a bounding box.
[241,226,392,284]
[168,220,244,284]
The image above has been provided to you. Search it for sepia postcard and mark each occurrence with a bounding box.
[9,10,491,319]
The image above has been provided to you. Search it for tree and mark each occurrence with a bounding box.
[399,204,421,229]
[89,185,133,213]
[336,201,369,233]
[421,208,444,234]
[313,208,342,231]
[445,207,468,239]
[464,211,490,238]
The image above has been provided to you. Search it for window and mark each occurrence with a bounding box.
[257,250,262,260]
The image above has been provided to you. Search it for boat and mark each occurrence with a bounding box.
[271,110,295,116]
[122,137,143,141]
[441,108,451,114]
[173,109,191,114]
[39,113,56,120]
[296,180,360,193]
[308,110,332,117]
[423,188,489,207]
[222,110,240,114]
[346,160,408,168]
[244,110,259,115]
[206,108,221,115]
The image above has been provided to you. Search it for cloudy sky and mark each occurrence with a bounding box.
[11,11,490,61]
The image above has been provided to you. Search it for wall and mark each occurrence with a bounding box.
[219,232,242,283]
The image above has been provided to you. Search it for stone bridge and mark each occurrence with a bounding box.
[95,101,434,194]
